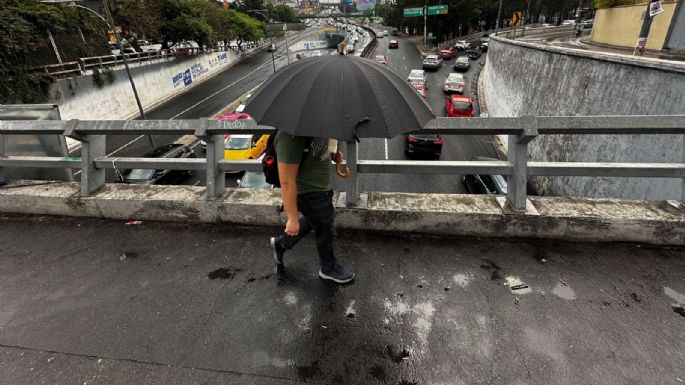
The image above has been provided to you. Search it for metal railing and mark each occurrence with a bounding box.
[1,116,684,212]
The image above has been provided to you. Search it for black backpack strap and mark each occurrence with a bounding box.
[300,137,311,164]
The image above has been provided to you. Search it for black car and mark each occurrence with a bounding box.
[391,29,399,36]
[466,47,482,59]
[405,134,443,159]
[462,157,537,195]
[120,143,196,185]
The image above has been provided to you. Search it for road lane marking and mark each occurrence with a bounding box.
[404,65,408,71]
[384,138,389,160]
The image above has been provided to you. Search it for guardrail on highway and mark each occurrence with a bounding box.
[1,116,684,212]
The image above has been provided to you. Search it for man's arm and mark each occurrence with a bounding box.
[278,162,300,236]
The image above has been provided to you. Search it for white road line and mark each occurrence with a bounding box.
[404,65,408,71]
[384,138,389,160]
[105,54,272,158]
[403,55,405,61]
[193,180,201,186]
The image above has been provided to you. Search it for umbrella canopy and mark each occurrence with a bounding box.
[243,55,435,141]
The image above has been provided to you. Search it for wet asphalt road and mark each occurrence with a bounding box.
[1,214,684,384]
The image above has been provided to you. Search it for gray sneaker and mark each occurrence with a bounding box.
[319,264,355,284]
[270,237,285,273]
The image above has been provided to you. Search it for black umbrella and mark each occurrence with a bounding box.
[243,55,435,141]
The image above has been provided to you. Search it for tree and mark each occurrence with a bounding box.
[227,9,265,51]
[158,0,216,49]
[0,0,109,103]
[269,4,299,23]
[108,0,163,42]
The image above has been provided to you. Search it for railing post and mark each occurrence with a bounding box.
[682,133,684,203]
[345,140,359,206]
[506,115,537,212]
[0,134,6,185]
[80,135,106,196]
[204,125,225,200]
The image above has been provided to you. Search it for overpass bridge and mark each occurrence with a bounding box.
[1,23,685,385]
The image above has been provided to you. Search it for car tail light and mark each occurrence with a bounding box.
[408,136,418,143]
[434,138,444,145]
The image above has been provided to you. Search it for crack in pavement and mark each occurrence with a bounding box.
[0,342,309,384]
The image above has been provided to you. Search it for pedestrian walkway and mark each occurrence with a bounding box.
[1,214,683,384]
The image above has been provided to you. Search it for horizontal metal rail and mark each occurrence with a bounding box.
[0,115,683,211]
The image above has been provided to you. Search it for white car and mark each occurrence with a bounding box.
[407,69,427,84]
[443,73,465,94]
[312,50,322,57]
[235,93,252,113]
[383,30,389,36]
[561,20,576,26]
[454,40,470,50]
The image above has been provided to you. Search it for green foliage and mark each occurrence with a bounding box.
[268,4,299,23]
[0,0,107,103]
[226,9,265,46]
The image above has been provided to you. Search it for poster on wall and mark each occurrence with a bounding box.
[217,52,229,64]
[183,69,192,86]
[649,1,664,17]
[356,0,376,11]
[191,63,209,78]
[172,72,183,88]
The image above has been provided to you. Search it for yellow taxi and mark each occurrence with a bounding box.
[224,134,269,161]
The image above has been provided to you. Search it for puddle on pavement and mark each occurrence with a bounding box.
[673,305,685,317]
[247,274,272,283]
[295,360,321,380]
[368,365,386,382]
[387,345,410,363]
[480,260,502,281]
[207,267,242,280]
[552,282,577,300]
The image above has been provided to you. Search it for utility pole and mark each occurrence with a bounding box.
[496,0,503,35]
[423,3,427,45]
[101,0,155,149]
[634,0,661,56]
[522,0,531,36]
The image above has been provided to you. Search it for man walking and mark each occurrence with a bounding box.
[270,133,354,284]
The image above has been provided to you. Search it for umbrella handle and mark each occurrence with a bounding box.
[336,163,350,179]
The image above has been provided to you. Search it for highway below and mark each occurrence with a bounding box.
[332,32,500,194]
[77,26,502,194]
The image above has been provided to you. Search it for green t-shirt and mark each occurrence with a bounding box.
[275,131,331,194]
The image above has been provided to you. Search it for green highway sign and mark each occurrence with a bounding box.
[403,7,423,17]
[427,5,448,15]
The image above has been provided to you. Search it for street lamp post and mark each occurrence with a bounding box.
[496,0,503,35]
[64,1,154,149]
[247,9,276,73]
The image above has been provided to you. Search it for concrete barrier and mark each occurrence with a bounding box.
[483,35,685,200]
[50,50,241,121]
[0,181,682,245]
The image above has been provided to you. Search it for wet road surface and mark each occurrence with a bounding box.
[1,214,683,384]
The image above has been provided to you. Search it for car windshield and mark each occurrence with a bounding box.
[452,101,472,110]
[225,137,251,150]
[457,57,469,63]
[125,169,155,181]
[425,56,438,61]
[240,172,271,188]
[409,71,423,79]
[448,74,463,83]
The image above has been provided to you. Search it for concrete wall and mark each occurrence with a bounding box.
[592,1,678,50]
[1,182,683,245]
[483,36,685,200]
[50,51,239,120]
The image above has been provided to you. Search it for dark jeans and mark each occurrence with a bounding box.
[277,190,336,269]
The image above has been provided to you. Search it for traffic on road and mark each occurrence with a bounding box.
[82,21,505,196]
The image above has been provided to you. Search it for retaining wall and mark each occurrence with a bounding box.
[483,35,685,200]
[592,1,678,51]
[50,51,239,121]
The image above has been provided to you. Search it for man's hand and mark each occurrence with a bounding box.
[285,216,300,236]
[332,151,345,164]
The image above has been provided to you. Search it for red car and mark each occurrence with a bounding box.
[389,40,399,49]
[445,95,476,117]
[375,54,388,65]
[410,81,427,98]
[438,48,456,59]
